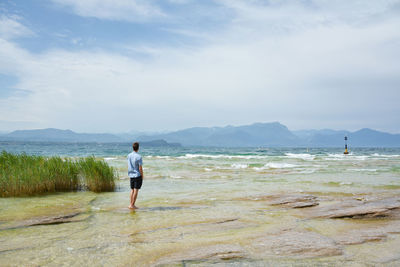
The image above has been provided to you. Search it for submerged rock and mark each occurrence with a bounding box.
[250,229,342,258]
[310,197,400,219]
[334,228,387,245]
[291,202,319,208]
[268,194,319,208]
[24,212,84,226]
[239,194,319,208]
[155,244,246,265]
[332,220,400,245]
[1,212,87,230]
[130,218,247,244]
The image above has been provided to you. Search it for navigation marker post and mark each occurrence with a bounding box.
[344,136,349,154]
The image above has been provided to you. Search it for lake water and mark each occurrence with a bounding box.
[1,142,400,266]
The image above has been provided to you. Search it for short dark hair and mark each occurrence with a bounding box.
[133,142,139,151]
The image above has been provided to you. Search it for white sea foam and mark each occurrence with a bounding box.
[103,157,117,161]
[146,155,171,159]
[179,154,269,159]
[323,154,347,161]
[231,163,248,169]
[339,182,354,185]
[298,169,317,174]
[266,162,297,168]
[349,168,378,172]
[372,153,400,158]
[170,175,183,179]
[253,162,297,171]
[324,154,369,161]
[156,156,172,159]
[353,156,369,161]
[327,153,345,158]
[204,168,213,172]
[285,153,315,160]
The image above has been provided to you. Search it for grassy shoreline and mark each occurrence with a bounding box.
[0,151,116,197]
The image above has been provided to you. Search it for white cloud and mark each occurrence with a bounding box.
[217,0,400,35]
[1,0,400,132]
[0,15,34,40]
[50,0,166,22]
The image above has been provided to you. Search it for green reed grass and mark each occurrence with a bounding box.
[0,151,116,197]
[78,156,115,192]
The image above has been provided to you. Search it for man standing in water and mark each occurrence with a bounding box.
[128,142,143,209]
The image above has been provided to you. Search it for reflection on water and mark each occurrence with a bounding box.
[0,145,400,265]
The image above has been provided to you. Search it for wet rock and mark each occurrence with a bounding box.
[333,220,400,246]
[250,229,342,258]
[1,212,87,230]
[214,218,238,224]
[23,212,83,226]
[143,206,184,212]
[288,201,319,208]
[155,244,246,265]
[384,220,400,234]
[334,229,387,245]
[131,218,241,236]
[238,194,320,208]
[310,197,400,219]
[26,212,81,226]
[0,246,35,254]
[268,194,319,208]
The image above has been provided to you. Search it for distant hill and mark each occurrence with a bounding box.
[293,129,351,147]
[292,128,400,147]
[138,122,300,147]
[348,128,400,147]
[1,128,121,142]
[0,128,181,147]
[138,139,181,147]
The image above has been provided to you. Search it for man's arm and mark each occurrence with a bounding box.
[139,165,144,178]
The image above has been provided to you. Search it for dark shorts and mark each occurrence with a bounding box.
[130,176,143,190]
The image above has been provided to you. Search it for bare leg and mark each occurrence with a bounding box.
[129,189,135,209]
[132,189,139,209]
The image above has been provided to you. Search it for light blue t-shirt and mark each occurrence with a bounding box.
[127,151,143,178]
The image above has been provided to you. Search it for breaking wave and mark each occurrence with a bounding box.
[253,162,298,171]
[179,154,270,159]
[284,153,315,161]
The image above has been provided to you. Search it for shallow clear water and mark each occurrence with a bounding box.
[1,143,400,266]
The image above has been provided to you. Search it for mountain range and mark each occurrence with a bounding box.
[137,122,400,147]
[0,128,180,147]
[0,122,399,147]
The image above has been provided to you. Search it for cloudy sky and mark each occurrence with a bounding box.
[0,0,399,133]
